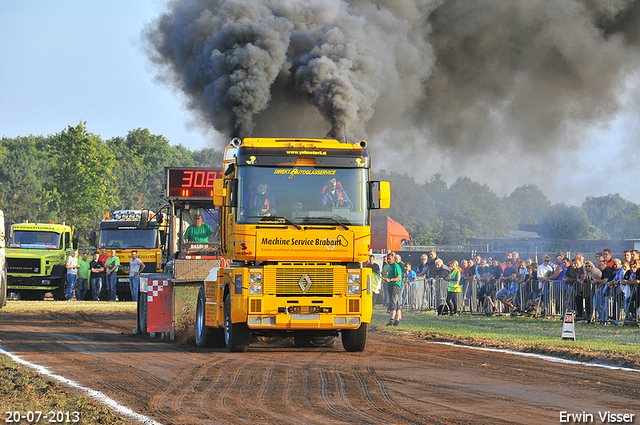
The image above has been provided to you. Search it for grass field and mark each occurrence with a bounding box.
[0,299,138,314]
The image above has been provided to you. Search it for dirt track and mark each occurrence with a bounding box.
[1,310,638,425]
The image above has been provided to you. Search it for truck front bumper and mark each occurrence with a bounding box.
[7,275,61,291]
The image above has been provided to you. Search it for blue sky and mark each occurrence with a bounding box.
[0,1,220,151]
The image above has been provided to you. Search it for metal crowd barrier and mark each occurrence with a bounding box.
[386,276,637,323]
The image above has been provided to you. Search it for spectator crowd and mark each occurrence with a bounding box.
[366,249,639,327]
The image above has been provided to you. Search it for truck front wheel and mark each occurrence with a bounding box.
[223,293,250,352]
[0,271,7,307]
[195,286,215,347]
[341,323,368,352]
[52,273,67,301]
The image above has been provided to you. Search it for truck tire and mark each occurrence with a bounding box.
[341,323,368,352]
[52,273,67,301]
[195,286,215,347]
[117,290,131,302]
[0,271,7,307]
[223,293,250,352]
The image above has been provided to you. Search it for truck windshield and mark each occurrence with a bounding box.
[10,231,62,249]
[99,228,158,249]
[237,166,368,226]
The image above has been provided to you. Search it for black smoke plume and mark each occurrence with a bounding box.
[143,0,640,154]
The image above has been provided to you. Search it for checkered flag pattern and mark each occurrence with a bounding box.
[147,280,169,302]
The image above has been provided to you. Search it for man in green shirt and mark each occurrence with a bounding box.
[77,252,91,301]
[183,214,214,243]
[383,252,403,326]
[105,249,120,301]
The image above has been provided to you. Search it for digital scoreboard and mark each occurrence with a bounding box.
[165,167,222,200]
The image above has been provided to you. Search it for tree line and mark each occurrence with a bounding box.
[0,122,222,243]
[2,122,637,245]
[372,170,640,245]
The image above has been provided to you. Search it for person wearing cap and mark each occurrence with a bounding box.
[183,214,215,243]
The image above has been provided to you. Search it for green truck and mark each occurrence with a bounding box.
[6,222,75,300]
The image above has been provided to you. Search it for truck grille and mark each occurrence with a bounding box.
[7,258,41,274]
[264,265,345,296]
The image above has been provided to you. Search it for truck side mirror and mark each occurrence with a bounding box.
[140,209,149,227]
[213,178,225,207]
[368,181,390,210]
[89,231,97,247]
[72,235,79,250]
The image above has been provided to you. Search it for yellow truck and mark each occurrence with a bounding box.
[195,137,390,352]
[0,210,6,307]
[91,210,166,301]
[6,222,74,300]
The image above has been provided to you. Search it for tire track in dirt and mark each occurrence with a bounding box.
[301,364,344,423]
[282,363,315,421]
[255,364,299,423]
[199,358,239,422]
[216,363,248,423]
[333,368,382,424]
[150,362,202,423]
[169,362,210,417]
[318,368,371,424]
[366,365,443,425]
[351,365,431,424]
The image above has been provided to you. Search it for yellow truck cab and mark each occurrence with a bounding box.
[6,222,73,300]
[196,137,390,352]
[92,210,166,301]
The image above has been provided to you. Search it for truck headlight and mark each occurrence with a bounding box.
[249,273,262,294]
[348,284,360,295]
[348,273,360,284]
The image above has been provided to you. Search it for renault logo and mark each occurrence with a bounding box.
[298,275,312,292]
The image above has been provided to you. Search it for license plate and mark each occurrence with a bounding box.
[287,306,331,313]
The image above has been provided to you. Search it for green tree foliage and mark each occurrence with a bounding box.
[193,147,223,168]
[441,177,508,244]
[107,128,191,211]
[0,136,50,223]
[582,194,640,239]
[372,171,443,245]
[504,184,551,226]
[0,124,224,242]
[46,123,117,235]
[538,203,602,240]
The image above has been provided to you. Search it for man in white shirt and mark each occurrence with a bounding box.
[65,249,80,300]
[129,251,145,303]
